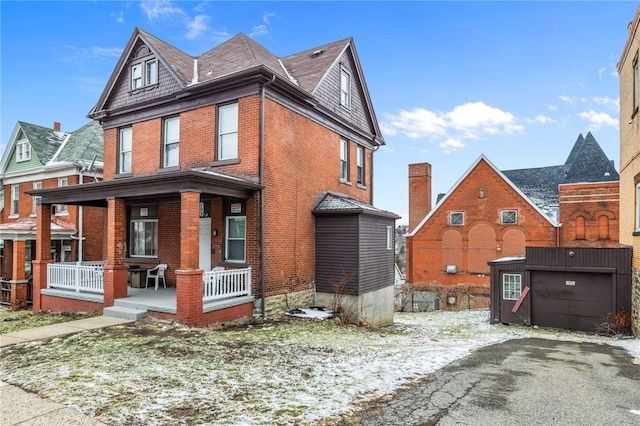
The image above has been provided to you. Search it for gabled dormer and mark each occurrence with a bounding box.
[0,122,67,176]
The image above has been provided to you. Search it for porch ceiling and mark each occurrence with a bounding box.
[26,169,262,207]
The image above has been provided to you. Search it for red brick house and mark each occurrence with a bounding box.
[28,28,398,326]
[0,120,105,308]
[406,133,619,308]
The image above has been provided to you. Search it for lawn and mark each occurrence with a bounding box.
[0,308,100,334]
[1,310,637,425]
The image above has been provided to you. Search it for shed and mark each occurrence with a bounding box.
[313,192,400,326]
[489,247,632,333]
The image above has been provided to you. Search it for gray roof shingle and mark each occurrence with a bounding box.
[313,192,400,218]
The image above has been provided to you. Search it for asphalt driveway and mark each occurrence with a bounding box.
[348,338,640,426]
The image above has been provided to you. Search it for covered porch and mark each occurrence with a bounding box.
[28,169,262,326]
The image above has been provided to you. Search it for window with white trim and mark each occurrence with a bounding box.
[503,273,522,300]
[218,103,239,160]
[130,219,158,257]
[163,116,179,167]
[119,127,132,174]
[501,209,518,224]
[636,182,640,232]
[16,138,31,162]
[57,178,68,214]
[131,58,158,90]
[449,211,464,226]
[10,184,19,216]
[32,181,42,215]
[340,138,349,181]
[386,226,393,250]
[356,146,365,186]
[634,53,639,117]
[226,216,246,262]
[340,68,351,109]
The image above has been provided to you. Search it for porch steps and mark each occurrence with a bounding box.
[103,306,148,321]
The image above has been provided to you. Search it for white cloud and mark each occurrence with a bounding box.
[111,11,124,23]
[547,105,558,111]
[263,12,275,24]
[558,95,575,105]
[186,15,209,40]
[592,96,620,110]
[382,102,522,153]
[250,24,268,37]
[140,0,184,20]
[577,110,618,129]
[598,67,606,79]
[524,115,556,124]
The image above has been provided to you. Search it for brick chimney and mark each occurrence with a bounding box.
[408,163,432,232]
[53,122,61,131]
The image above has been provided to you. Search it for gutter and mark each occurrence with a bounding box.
[260,74,276,318]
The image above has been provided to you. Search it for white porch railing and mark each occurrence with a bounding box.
[203,267,251,302]
[48,262,106,294]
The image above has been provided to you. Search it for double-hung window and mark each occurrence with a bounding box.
[16,138,30,162]
[634,54,639,117]
[636,182,640,232]
[503,273,522,300]
[163,117,179,168]
[356,146,365,186]
[119,127,132,174]
[386,226,393,250]
[57,178,68,214]
[340,68,351,109]
[218,103,239,160]
[340,138,349,182]
[32,182,42,215]
[10,185,19,216]
[130,220,158,257]
[131,58,158,90]
[226,216,246,262]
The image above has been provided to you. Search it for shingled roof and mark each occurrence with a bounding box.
[502,132,618,218]
[17,122,68,165]
[313,191,400,219]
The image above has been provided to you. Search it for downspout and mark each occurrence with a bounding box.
[260,74,276,318]
[77,168,84,263]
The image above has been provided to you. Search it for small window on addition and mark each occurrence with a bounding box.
[501,210,517,225]
[449,212,464,226]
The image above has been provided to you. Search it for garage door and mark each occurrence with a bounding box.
[530,271,614,332]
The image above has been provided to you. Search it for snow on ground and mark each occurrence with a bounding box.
[1,310,638,425]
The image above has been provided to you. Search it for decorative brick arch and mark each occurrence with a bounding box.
[468,224,496,274]
[502,228,526,256]
[441,229,462,272]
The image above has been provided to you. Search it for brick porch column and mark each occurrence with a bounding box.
[10,240,28,309]
[104,198,128,307]
[176,190,203,325]
[32,203,53,312]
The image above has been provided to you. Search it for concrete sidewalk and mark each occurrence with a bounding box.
[1,315,134,425]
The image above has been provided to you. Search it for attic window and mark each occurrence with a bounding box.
[131,58,158,90]
[16,139,31,162]
[340,68,351,109]
[500,210,518,225]
[449,211,464,226]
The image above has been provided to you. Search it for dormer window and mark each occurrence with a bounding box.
[16,138,30,162]
[340,68,351,109]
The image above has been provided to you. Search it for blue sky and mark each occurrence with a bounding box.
[1,1,637,225]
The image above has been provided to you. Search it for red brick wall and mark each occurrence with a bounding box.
[559,182,619,247]
[408,163,432,232]
[406,159,557,291]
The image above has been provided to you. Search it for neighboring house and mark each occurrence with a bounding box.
[28,28,398,326]
[0,121,105,308]
[406,133,619,308]
[618,4,640,337]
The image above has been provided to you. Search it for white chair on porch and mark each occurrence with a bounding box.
[146,264,168,290]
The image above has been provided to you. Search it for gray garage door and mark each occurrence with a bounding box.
[530,271,614,332]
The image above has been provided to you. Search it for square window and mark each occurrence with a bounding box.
[501,210,518,224]
[503,273,522,300]
[449,212,464,226]
[218,103,239,160]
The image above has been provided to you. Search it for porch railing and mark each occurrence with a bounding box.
[48,262,105,294]
[203,267,251,302]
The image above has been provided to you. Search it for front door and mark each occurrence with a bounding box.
[199,218,211,271]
